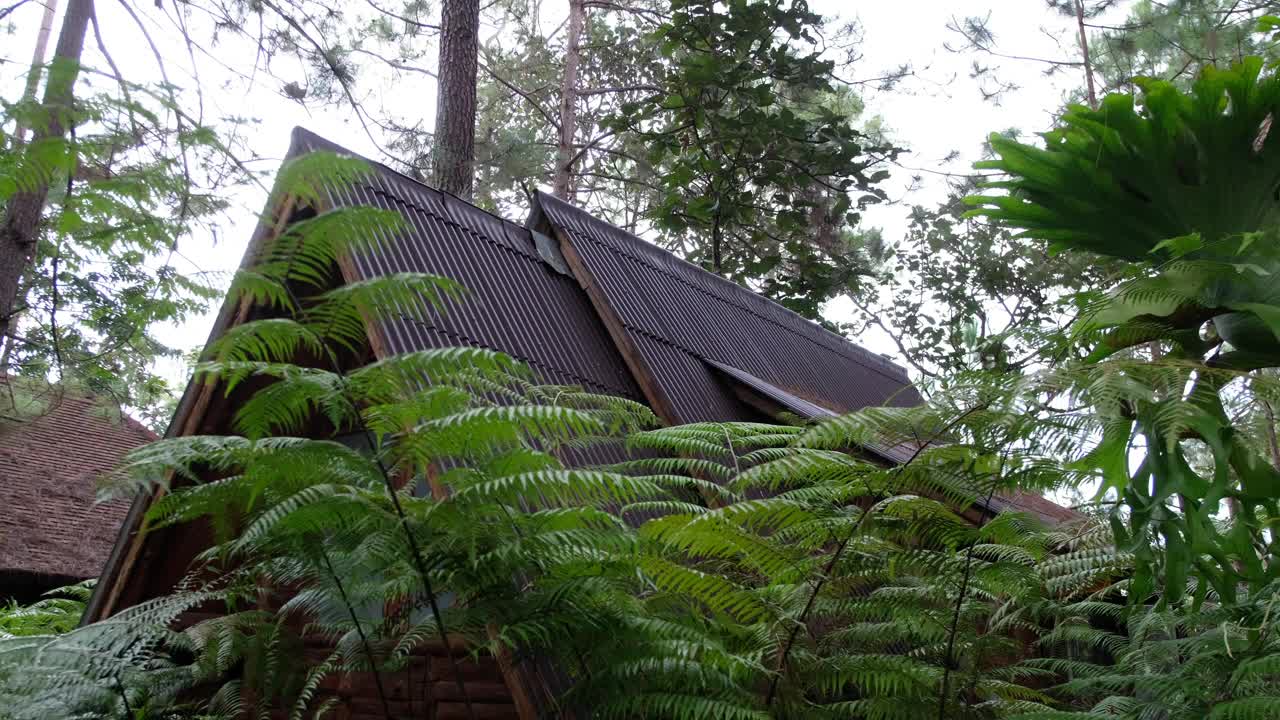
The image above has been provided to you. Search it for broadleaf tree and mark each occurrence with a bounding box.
[0,0,254,417]
[602,0,899,318]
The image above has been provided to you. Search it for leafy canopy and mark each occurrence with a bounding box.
[604,0,896,317]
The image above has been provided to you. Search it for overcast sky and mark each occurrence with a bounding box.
[1,0,1129,386]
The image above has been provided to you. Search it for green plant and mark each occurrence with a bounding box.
[1014,583,1280,720]
[15,58,1280,720]
[603,0,897,314]
[970,58,1280,607]
[0,146,1091,719]
[1,58,250,416]
[572,411,1069,720]
[0,580,93,637]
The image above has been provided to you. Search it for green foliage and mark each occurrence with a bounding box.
[0,589,230,719]
[603,0,897,316]
[1,62,253,416]
[843,180,1118,378]
[0,580,92,637]
[462,0,668,216]
[971,58,1280,263]
[11,51,1280,720]
[1013,579,1280,720]
[970,59,1280,606]
[1097,1,1280,92]
[0,143,1099,720]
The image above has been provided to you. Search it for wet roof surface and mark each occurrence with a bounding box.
[535,191,923,424]
[289,128,1074,527]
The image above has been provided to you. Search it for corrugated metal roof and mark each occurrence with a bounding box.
[289,129,1078,531]
[293,130,645,408]
[533,192,1080,527]
[534,191,923,425]
[89,124,1081,648]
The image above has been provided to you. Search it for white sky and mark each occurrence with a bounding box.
[1,0,1129,388]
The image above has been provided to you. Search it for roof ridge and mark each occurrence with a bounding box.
[535,192,913,385]
[290,126,527,237]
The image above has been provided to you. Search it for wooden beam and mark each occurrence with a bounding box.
[91,194,301,621]
[487,623,543,720]
[550,224,683,426]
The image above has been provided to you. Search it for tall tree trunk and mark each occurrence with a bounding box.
[1261,379,1280,472]
[2,0,61,368]
[431,0,480,199]
[0,0,93,364]
[15,0,61,144]
[553,0,585,200]
[1074,0,1097,109]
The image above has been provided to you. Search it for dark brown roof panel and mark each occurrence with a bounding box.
[632,334,763,423]
[535,192,922,423]
[291,131,645,404]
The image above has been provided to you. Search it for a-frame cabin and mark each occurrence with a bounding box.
[84,128,1077,718]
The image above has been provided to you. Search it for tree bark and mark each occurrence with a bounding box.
[1074,0,1097,109]
[0,0,93,363]
[2,0,62,367]
[1261,387,1280,471]
[431,0,480,199]
[553,0,585,200]
[15,0,61,144]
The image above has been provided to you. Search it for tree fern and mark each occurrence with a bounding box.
[13,64,1280,718]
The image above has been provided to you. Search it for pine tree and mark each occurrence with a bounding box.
[433,0,481,198]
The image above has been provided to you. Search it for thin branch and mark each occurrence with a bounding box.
[0,0,34,22]
[166,0,207,126]
[114,0,193,225]
[564,128,617,169]
[363,0,439,29]
[319,547,395,720]
[48,232,62,371]
[945,15,1084,67]
[352,47,437,77]
[845,294,939,380]
[88,2,135,132]
[582,0,667,24]
[258,0,395,158]
[478,55,560,131]
[72,64,273,197]
[577,84,663,96]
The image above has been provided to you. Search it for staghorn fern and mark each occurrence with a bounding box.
[969,58,1280,609]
